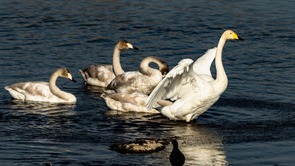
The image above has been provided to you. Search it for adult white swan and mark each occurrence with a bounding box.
[5,67,77,104]
[145,30,243,122]
[106,56,169,95]
[79,40,138,87]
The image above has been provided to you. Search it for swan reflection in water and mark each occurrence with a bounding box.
[7,99,76,116]
[169,124,228,166]
[105,109,163,121]
[105,111,227,165]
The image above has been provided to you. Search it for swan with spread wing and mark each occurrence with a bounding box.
[145,30,243,122]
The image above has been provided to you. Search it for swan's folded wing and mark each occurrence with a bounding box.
[145,59,194,110]
[6,81,51,100]
[106,71,140,91]
[80,65,113,79]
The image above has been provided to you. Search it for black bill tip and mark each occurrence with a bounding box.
[71,78,77,83]
[238,36,245,41]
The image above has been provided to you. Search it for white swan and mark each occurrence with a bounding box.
[5,67,77,104]
[79,40,138,87]
[145,30,243,122]
[106,56,169,95]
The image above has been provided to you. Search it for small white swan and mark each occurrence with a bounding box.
[106,56,169,95]
[79,40,138,87]
[5,67,77,104]
[145,30,244,122]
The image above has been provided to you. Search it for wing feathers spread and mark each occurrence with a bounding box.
[145,59,193,109]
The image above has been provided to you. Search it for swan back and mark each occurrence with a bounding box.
[79,65,114,87]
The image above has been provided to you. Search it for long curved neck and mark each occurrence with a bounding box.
[139,56,163,76]
[49,72,73,101]
[112,46,124,76]
[214,37,228,94]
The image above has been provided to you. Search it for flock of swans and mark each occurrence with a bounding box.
[5,30,243,122]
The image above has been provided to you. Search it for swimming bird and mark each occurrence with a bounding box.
[145,30,243,122]
[79,40,138,87]
[110,138,170,153]
[106,56,169,95]
[170,139,185,166]
[5,67,77,104]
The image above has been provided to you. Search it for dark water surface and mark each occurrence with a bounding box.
[0,0,294,165]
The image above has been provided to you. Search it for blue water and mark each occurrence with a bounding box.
[0,0,294,165]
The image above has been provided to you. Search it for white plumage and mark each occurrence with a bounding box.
[146,30,243,122]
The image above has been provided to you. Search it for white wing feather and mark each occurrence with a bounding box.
[193,47,217,76]
[145,48,217,110]
[145,59,193,109]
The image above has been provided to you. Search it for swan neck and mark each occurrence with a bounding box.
[112,46,124,76]
[49,72,59,93]
[215,37,228,92]
[139,57,162,76]
[49,71,73,101]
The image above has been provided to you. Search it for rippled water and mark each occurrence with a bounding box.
[0,0,294,165]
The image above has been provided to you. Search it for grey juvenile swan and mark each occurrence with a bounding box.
[101,56,169,113]
[79,40,138,87]
[5,67,77,104]
[106,56,169,95]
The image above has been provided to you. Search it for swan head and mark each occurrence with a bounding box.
[159,61,169,77]
[223,30,244,41]
[59,67,76,83]
[117,40,139,50]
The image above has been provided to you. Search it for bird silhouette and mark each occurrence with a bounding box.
[170,139,185,166]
